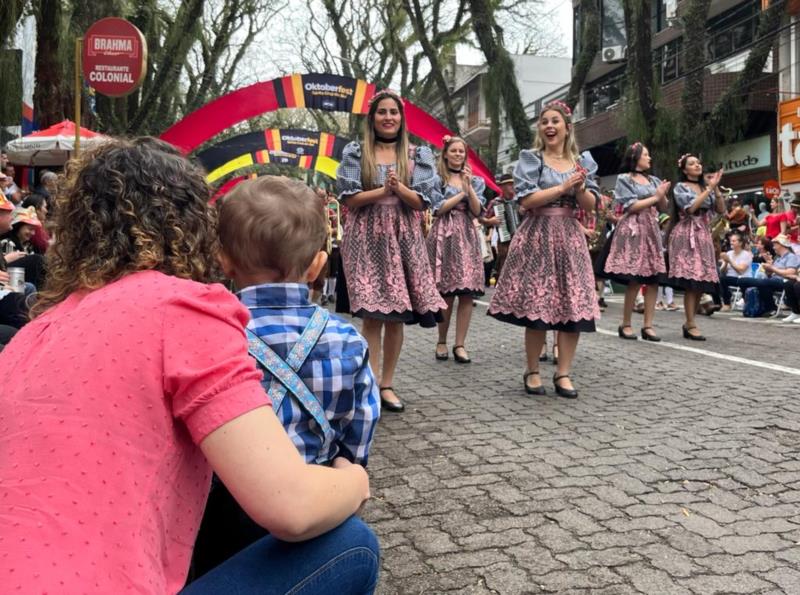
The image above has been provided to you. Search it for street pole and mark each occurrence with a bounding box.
[74,37,83,156]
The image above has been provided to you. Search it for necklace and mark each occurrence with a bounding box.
[375,133,399,143]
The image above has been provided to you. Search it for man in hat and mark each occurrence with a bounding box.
[721,234,800,319]
[480,172,517,281]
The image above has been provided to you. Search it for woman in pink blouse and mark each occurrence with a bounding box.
[0,138,378,594]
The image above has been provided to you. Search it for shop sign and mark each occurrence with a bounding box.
[708,135,770,175]
[778,97,800,185]
[82,18,147,97]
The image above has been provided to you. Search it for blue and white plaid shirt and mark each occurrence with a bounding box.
[238,283,380,465]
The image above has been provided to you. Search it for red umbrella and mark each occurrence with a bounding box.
[5,120,109,166]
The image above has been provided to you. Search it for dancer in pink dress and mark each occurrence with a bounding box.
[601,142,671,342]
[336,89,446,412]
[427,135,486,364]
[488,101,600,399]
[666,154,724,341]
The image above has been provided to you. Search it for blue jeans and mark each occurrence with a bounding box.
[181,516,380,595]
[720,276,788,309]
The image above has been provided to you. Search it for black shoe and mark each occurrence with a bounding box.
[435,342,449,361]
[641,327,661,342]
[553,374,578,399]
[379,387,405,412]
[682,325,706,341]
[598,298,608,308]
[320,295,329,306]
[453,345,471,364]
[539,352,549,362]
[618,325,638,340]
[524,371,546,395]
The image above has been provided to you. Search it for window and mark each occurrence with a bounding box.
[706,0,759,62]
[585,69,626,117]
[651,0,668,34]
[654,37,684,84]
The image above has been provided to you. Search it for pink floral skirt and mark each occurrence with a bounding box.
[488,209,599,332]
[341,202,446,326]
[427,207,485,296]
[603,207,666,284]
[667,211,719,293]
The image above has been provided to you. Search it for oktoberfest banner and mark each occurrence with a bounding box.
[197,128,349,173]
[274,73,374,114]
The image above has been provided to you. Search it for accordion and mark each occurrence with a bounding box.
[494,201,520,243]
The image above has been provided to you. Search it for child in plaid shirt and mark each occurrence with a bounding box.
[192,175,381,575]
[217,176,380,466]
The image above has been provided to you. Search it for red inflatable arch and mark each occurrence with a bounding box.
[160,73,500,193]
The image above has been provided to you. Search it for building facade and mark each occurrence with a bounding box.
[567,0,781,203]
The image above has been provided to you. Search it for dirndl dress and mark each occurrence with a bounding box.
[666,182,720,293]
[336,142,446,327]
[426,176,487,297]
[600,174,667,285]
[488,150,601,332]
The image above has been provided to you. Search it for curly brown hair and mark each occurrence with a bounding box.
[31,137,218,317]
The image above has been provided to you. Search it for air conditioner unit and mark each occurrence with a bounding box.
[602,45,627,63]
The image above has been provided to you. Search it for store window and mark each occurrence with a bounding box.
[653,37,684,84]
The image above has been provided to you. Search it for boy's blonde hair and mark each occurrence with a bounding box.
[218,176,327,279]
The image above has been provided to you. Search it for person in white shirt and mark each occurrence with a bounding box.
[719,231,752,311]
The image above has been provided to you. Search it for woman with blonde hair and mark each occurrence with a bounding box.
[427,134,486,363]
[488,100,600,399]
[0,138,378,594]
[336,89,445,412]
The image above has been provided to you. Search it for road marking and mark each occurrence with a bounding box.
[474,299,800,377]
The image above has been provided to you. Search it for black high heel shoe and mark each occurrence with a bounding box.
[379,387,405,412]
[435,342,449,361]
[641,327,661,342]
[682,325,706,341]
[618,325,638,340]
[553,374,578,399]
[453,345,471,364]
[523,371,546,395]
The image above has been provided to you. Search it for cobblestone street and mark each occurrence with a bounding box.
[357,294,800,594]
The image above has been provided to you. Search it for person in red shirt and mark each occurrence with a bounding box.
[763,197,791,239]
[0,138,377,594]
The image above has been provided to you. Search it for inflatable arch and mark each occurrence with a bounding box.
[160,73,500,193]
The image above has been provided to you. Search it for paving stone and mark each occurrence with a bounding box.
[615,563,692,595]
[714,534,793,555]
[677,572,773,595]
[758,566,800,593]
[359,300,800,592]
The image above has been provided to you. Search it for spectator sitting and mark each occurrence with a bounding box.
[21,193,50,253]
[718,231,753,311]
[191,176,381,576]
[782,266,800,324]
[0,193,29,333]
[34,170,58,201]
[0,206,41,254]
[2,163,21,205]
[0,138,377,594]
[721,234,799,317]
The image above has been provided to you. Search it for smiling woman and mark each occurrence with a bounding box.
[488,100,600,399]
[336,89,446,413]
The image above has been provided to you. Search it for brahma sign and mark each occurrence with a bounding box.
[82,18,147,97]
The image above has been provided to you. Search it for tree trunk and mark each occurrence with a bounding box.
[678,0,712,151]
[402,0,460,133]
[702,2,783,144]
[33,0,68,128]
[128,0,204,133]
[623,0,655,145]
[468,0,532,150]
[564,0,600,112]
[0,0,27,49]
